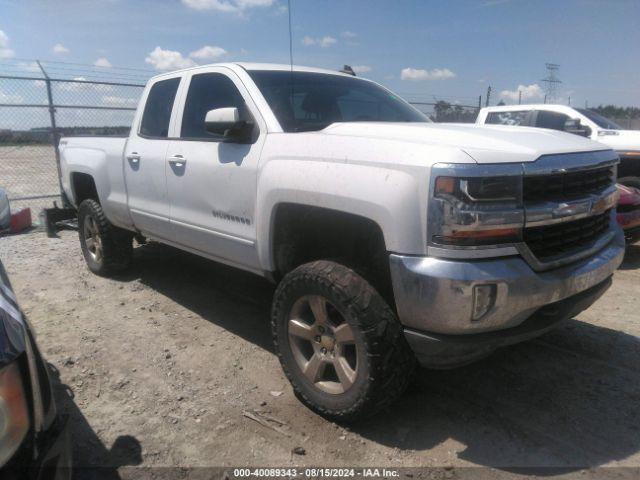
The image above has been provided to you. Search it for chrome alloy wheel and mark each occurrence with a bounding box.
[82,214,103,262]
[287,295,359,395]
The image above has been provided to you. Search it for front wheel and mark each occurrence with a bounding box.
[78,199,133,276]
[271,260,415,422]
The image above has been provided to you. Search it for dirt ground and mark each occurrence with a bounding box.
[1,229,639,478]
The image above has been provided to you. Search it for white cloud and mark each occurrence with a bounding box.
[341,31,357,39]
[0,88,22,103]
[351,65,372,74]
[400,67,456,81]
[319,36,337,48]
[499,83,544,102]
[301,36,316,46]
[236,0,275,7]
[15,61,40,73]
[181,0,275,12]
[189,45,227,61]
[94,57,112,68]
[102,95,138,106]
[145,46,197,71]
[58,77,113,92]
[302,35,337,48]
[0,30,15,58]
[53,43,70,54]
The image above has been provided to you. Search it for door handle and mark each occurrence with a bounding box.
[168,155,187,167]
[126,152,140,164]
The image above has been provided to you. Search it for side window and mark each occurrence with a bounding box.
[534,110,571,131]
[139,77,180,138]
[181,73,246,140]
[486,111,530,126]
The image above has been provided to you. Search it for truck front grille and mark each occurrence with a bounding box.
[523,210,611,261]
[523,166,614,203]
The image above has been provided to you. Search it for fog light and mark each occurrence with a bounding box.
[472,284,496,321]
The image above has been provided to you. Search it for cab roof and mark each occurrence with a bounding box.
[149,62,354,81]
[481,104,577,112]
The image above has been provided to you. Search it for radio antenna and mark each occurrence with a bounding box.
[287,0,294,71]
[287,0,295,121]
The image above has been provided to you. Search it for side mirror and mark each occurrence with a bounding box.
[204,107,252,142]
[564,118,592,138]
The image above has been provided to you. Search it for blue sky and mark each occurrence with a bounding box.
[1,0,639,107]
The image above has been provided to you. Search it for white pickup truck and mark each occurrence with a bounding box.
[60,63,625,421]
[477,104,640,188]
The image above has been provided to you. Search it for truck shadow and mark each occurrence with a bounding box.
[121,241,275,351]
[122,242,640,473]
[355,320,640,472]
[619,243,640,270]
[48,363,143,479]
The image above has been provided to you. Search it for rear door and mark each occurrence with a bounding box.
[124,76,181,240]
[165,68,266,271]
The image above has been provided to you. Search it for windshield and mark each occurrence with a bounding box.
[248,70,429,132]
[576,108,622,130]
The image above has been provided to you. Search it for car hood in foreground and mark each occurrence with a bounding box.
[322,122,611,164]
[0,261,27,367]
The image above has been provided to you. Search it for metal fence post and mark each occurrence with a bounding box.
[36,60,68,207]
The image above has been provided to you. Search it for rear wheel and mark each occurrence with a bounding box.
[78,199,133,276]
[271,260,415,422]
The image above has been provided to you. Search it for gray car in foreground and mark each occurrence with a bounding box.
[0,260,71,479]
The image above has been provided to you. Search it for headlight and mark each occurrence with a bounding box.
[0,362,30,466]
[435,176,520,203]
[429,167,524,248]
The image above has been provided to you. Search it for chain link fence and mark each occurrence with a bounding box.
[409,100,480,123]
[0,60,147,217]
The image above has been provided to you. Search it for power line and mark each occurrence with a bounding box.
[541,63,561,103]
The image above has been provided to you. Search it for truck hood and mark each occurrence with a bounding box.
[322,122,610,164]
[596,129,640,152]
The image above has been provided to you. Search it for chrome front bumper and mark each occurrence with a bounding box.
[389,226,625,336]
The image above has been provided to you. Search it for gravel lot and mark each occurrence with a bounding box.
[1,230,639,478]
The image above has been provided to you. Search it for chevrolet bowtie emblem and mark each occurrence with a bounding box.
[553,201,591,218]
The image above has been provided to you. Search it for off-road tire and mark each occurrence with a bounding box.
[271,260,415,422]
[78,199,133,276]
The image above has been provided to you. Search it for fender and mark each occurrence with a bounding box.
[254,134,474,272]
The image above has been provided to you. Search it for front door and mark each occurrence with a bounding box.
[124,76,181,240]
[165,70,265,271]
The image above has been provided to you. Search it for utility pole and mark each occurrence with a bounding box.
[518,90,522,105]
[541,63,561,103]
[544,94,547,104]
[37,60,65,205]
[485,86,491,107]
[568,96,571,106]
[478,95,482,110]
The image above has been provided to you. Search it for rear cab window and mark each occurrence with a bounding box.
[139,77,181,138]
[486,110,531,126]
